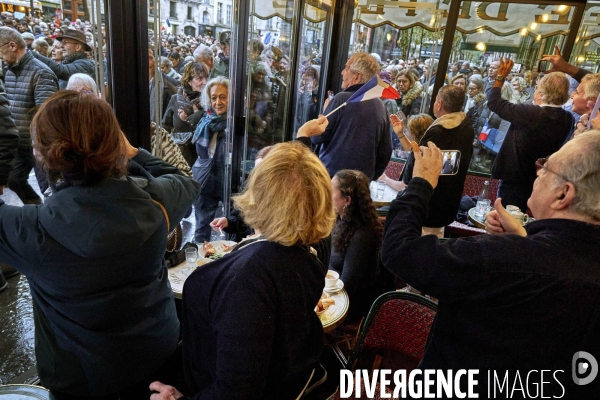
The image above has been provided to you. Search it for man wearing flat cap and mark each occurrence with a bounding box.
[31,29,94,89]
[21,32,34,49]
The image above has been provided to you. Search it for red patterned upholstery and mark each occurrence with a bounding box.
[361,299,436,362]
[462,175,499,202]
[383,160,405,181]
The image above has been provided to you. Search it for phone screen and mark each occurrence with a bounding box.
[440,150,461,175]
[538,60,551,73]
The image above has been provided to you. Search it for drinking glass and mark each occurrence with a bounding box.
[475,199,491,218]
[376,181,386,199]
[185,247,198,265]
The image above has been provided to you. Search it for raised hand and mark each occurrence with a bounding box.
[411,140,443,189]
[485,198,527,236]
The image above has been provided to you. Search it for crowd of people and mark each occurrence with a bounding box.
[0,11,598,398]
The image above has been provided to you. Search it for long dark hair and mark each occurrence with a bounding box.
[332,170,383,255]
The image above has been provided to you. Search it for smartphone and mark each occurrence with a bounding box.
[538,60,551,73]
[440,150,461,175]
[327,90,334,100]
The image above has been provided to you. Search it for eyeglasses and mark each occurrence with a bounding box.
[0,42,10,49]
[535,158,570,182]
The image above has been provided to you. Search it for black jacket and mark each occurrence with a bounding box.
[382,178,600,398]
[401,112,473,227]
[182,240,325,399]
[0,91,19,185]
[31,51,94,89]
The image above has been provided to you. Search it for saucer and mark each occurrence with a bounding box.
[324,280,344,293]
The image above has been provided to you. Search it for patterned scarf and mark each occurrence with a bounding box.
[192,109,227,146]
[62,51,88,65]
[176,85,200,117]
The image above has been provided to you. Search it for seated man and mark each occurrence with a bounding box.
[382,132,600,397]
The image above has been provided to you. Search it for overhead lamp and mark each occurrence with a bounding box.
[477,27,484,34]
[530,22,538,30]
[541,14,549,22]
[386,32,392,42]
[520,28,528,36]
[475,42,486,52]
[557,5,567,12]
[536,34,541,41]
[577,55,585,63]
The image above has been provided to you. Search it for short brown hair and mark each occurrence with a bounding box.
[233,141,335,246]
[539,72,570,105]
[437,85,465,113]
[180,61,210,88]
[31,90,127,186]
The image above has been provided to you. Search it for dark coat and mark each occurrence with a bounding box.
[31,50,94,89]
[0,149,201,396]
[182,240,326,399]
[401,113,474,227]
[0,91,19,185]
[311,83,392,180]
[4,51,58,145]
[382,178,600,398]
[488,87,573,191]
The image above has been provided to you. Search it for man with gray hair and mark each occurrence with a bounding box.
[488,58,573,211]
[382,131,600,398]
[311,52,392,180]
[193,43,214,71]
[0,26,57,204]
[209,30,230,79]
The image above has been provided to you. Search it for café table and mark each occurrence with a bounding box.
[168,260,350,331]
[369,181,399,207]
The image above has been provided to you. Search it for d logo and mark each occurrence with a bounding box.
[572,351,598,385]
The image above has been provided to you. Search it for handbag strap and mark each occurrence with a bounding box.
[151,199,170,233]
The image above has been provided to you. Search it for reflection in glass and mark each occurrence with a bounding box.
[570,1,600,73]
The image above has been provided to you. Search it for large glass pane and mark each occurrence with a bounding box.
[453,2,573,175]
[241,0,298,177]
[292,0,333,135]
[570,1,600,73]
[147,0,234,242]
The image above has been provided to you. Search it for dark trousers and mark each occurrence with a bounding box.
[49,345,187,400]
[497,180,530,212]
[7,144,41,204]
[193,191,220,243]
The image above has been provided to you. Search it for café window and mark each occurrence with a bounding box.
[351,0,576,176]
[570,0,600,73]
[64,1,71,11]
[170,1,177,19]
[217,3,222,24]
[226,4,231,25]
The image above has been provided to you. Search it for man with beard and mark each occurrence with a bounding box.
[31,29,94,89]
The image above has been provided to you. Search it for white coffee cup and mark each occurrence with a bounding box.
[325,270,339,289]
[510,210,529,226]
[506,205,520,213]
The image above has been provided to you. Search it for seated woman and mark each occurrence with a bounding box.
[151,141,335,399]
[330,170,387,322]
[0,91,200,398]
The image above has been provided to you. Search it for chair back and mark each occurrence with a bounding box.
[346,291,437,369]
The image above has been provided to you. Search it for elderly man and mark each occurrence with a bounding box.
[0,27,57,204]
[395,85,473,236]
[31,29,94,89]
[382,131,600,398]
[192,44,214,71]
[484,59,500,94]
[311,52,391,180]
[488,58,573,211]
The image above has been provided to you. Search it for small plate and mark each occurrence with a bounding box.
[324,280,344,293]
[199,240,237,258]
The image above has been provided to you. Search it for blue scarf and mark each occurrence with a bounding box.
[192,109,227,146]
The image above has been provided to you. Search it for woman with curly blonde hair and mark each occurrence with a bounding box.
[331,169,390,322]
[152,140,335,399]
